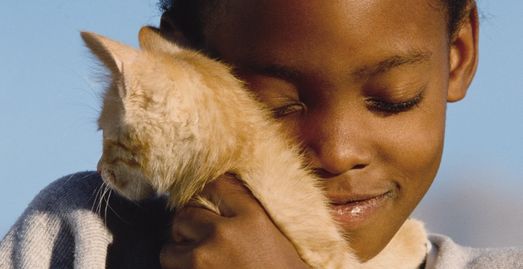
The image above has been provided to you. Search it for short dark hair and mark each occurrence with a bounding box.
[159,0,474,46]
[159,0,212,48]
[447,0,473,38]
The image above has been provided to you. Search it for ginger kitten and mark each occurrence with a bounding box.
[81,26,427,269]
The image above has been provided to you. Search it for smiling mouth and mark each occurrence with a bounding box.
[328,191,393,229]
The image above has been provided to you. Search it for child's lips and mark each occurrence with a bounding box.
[328,191,392,229]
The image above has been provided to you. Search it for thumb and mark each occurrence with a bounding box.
[200,173,263,218]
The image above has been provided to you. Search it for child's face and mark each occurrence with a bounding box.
[185,0,467,260]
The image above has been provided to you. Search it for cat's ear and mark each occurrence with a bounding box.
[138,26,182,54]
[81,31,138,75]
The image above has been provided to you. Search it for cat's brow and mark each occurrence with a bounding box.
[352,50,432,79]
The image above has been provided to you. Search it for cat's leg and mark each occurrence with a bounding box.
[361,219,428,269]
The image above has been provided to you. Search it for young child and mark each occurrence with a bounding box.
[1,0,522,268]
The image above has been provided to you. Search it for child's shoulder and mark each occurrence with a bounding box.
[1,172,169,269]
[29,171,103,211]
[427,234,523,269]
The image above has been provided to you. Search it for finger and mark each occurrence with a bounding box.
[160,242,219,269]
[160,241,193,269]
[170,205,220,244]
[201,173,262,217]
[188,195,221,215]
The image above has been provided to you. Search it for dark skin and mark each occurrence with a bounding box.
[159,0,479,268]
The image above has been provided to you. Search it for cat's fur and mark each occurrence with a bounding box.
[81,26,427,269]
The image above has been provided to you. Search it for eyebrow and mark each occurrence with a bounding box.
[352,51,432,79]
[241,63,303,82]
[241,50,432,82]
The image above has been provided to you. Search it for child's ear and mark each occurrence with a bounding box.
[80,31,137,75]
[138,26,182,54]
[447,4,479,102]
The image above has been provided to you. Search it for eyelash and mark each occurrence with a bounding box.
[271,91,424,118]
[272,102,306,118]
[365,92,424,114]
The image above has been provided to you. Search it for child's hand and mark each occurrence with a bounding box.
[160,174,310,269]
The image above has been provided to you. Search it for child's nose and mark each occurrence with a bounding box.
[300,103,372,177]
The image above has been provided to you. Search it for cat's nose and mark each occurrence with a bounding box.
[99,165,128,190]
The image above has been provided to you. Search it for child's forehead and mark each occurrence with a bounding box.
[205,0,448,54]
[210,0,447,27]
[201,1,447,85]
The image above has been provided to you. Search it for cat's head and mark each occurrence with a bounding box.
[81,27,232,202]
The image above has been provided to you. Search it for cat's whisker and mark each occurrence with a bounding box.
[91,182,104,213]
[103,185,112,224]
[100,183,132,225]
[105,195,131,225]
[64,174,75,183]
[97,182,108,217]
[78,173,93,181]
[128,197,144,208]
[101,183,111,219]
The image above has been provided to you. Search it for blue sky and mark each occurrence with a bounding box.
[1,1,522,246]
